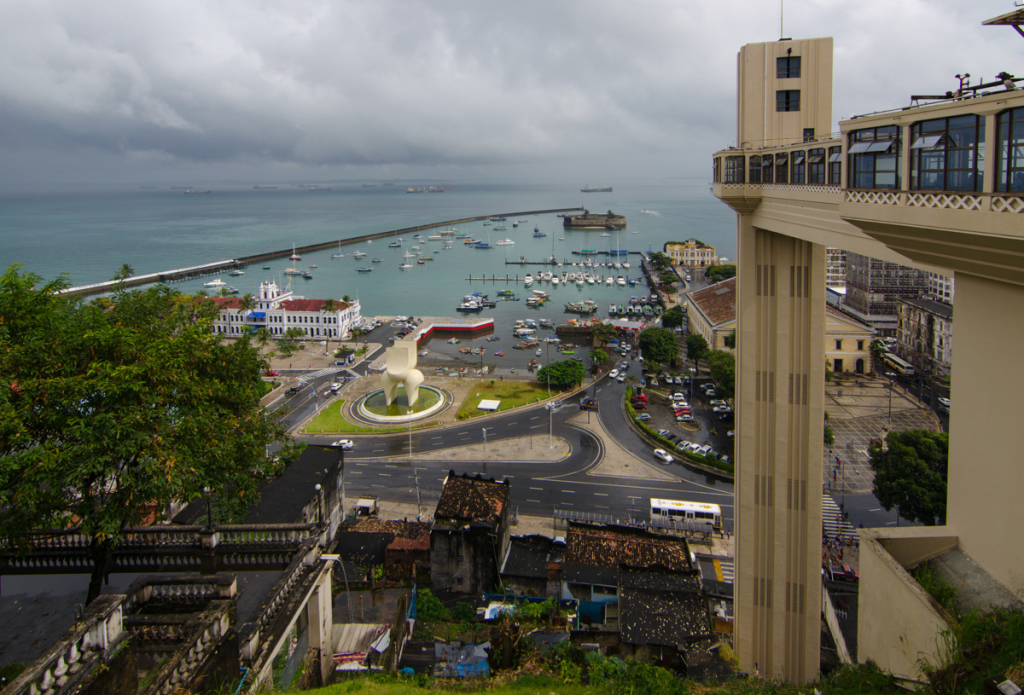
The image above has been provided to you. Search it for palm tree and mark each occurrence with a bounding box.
[112,263,134,283]
[237,293,258,337]
[321,299,339,353]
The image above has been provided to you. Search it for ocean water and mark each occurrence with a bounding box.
[0,180,734,323]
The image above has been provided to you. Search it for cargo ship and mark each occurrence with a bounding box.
[581,184,613,193]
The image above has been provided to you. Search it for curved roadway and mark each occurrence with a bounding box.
[282,352,735,530]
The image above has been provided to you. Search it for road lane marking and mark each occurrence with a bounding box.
[530,487,543,491]
[527,499,540,503]
[561,490,576,494]
[595,493,608,497]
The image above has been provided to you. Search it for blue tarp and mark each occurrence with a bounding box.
[248,311,267,319]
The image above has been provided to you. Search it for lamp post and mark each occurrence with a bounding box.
[546,341,553,448]
[886,372,896,427]
[314,483,323,526]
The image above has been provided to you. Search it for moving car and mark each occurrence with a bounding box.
[609,369,620,378]
[286,385,302,395]
[653,449,674,464]
[580,398,598,411]
[938,397,951,411]
[332,439,354,450]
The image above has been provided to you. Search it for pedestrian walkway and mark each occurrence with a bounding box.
[714,558,735,583]
[822,494,856,541]
[298,366,345,383]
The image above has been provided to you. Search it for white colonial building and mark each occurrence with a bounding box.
[664,239,718,268]
[210,281,362,339]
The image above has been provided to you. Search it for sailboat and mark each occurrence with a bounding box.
[289,243,302,261]
[332,241,344,258]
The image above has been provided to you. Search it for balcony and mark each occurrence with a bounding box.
[713,89,1024,283]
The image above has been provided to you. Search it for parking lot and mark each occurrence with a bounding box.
[636,372,734,465]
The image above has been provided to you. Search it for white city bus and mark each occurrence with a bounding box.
[650,498,723,530]
[883,352,915,376]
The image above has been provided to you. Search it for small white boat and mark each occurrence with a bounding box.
[496,238,515,245]
[399,263,413,269]
[606,277,614,285]
[524,274,533,286]
[228,269,244,276]
[352,250,366,258]
[204,278,226,288]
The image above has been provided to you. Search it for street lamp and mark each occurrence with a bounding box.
[546,341,553,449]
[886,372,896,427]
[314,483,323,526]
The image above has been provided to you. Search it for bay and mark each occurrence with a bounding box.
[0,180,734,322]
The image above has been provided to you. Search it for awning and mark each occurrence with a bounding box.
[911,134,946,151]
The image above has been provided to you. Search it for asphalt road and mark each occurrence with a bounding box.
[289,358,737,529]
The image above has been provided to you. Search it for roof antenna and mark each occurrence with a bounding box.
[780,0,784,39]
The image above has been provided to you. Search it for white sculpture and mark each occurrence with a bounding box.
[380,339,425,407]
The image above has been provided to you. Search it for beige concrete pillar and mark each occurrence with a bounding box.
[735,218,825,683]
[306,567,335,685]
[946,274,1024,588]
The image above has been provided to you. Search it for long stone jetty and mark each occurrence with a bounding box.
[59,207,583,298]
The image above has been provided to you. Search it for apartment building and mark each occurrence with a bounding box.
[843,252,930,336]
[713,18,1024,683]
[897,297,954,377]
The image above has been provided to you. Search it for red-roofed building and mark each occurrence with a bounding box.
[210,281,362,339]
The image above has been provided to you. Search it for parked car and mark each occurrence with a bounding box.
[636,413,652,422]
[710,399,727,407]
[828,564,859,582]
[632,401,647,410]
[705,389,717,398]
[653,449,675,464]
[676,414,695,422]
[719,455,732,465]
[718,412,734,422]
[657,429,672,438]
[713,405,732,414]
[264,369,280,377]
[727,429,735,438]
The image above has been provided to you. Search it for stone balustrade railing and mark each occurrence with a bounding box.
[1,595,127,695]
[141,602,232,695]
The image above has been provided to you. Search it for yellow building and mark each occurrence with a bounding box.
[688,279,873,375]
[714,17,1024,683]
[665,239,718,268]
[824,306,873,375]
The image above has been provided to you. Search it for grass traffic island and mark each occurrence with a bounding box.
[456,379,567,420]
[302,400,440,435]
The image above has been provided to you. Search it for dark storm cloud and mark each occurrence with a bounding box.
[0,0,1019,184]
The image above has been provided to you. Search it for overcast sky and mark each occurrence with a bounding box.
[0,0,1020,188]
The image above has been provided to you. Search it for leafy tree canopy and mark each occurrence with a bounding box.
[686,333,710,369]
[661,305,686,330]
[591,322,619,346]
[638,327,677,366]
[0,266,287,604]
[706,350,735,399]
[536,359,586,389]
[705,264,737,283]
[648,252,671,270]
[658,270,679,287]
[869,430,949,525]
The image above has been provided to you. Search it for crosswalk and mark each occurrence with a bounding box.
[713,558,735,583]
[822,494,856,540]
[297,366,346,383]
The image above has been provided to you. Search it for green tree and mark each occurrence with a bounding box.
[869,430,949,525]
[536,359,586,389]
[236,292,257,333]
[870,338,888,371]
[686,333,710,372]
[591,322,618,347]
[661,305,686,330]
[648,252,671,271]
[704,264,737,283]
[658,270,678,287]
[0,267,287,604]
[112,263,134,282]
[706,350,735,399]
[724,329,736,349]
[590,348,609,373]
[637,327,677,367]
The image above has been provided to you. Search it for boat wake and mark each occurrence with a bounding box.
[640,209,661,216]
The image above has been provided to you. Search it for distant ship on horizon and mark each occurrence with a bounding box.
[581,184,613,193]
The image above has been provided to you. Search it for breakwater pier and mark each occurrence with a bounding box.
[59,207,583,298]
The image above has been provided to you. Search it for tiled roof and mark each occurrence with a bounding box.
[898,296,954,319]
[210,297,243,309]
[281,299,332,312]
[619,566,711,647]
[352,519,431,551]
[503,536,563,579]
[688,278,736,327]
[434,472,509,523]
[563,523,692,572]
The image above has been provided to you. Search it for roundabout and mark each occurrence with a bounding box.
[355,385,449,424]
